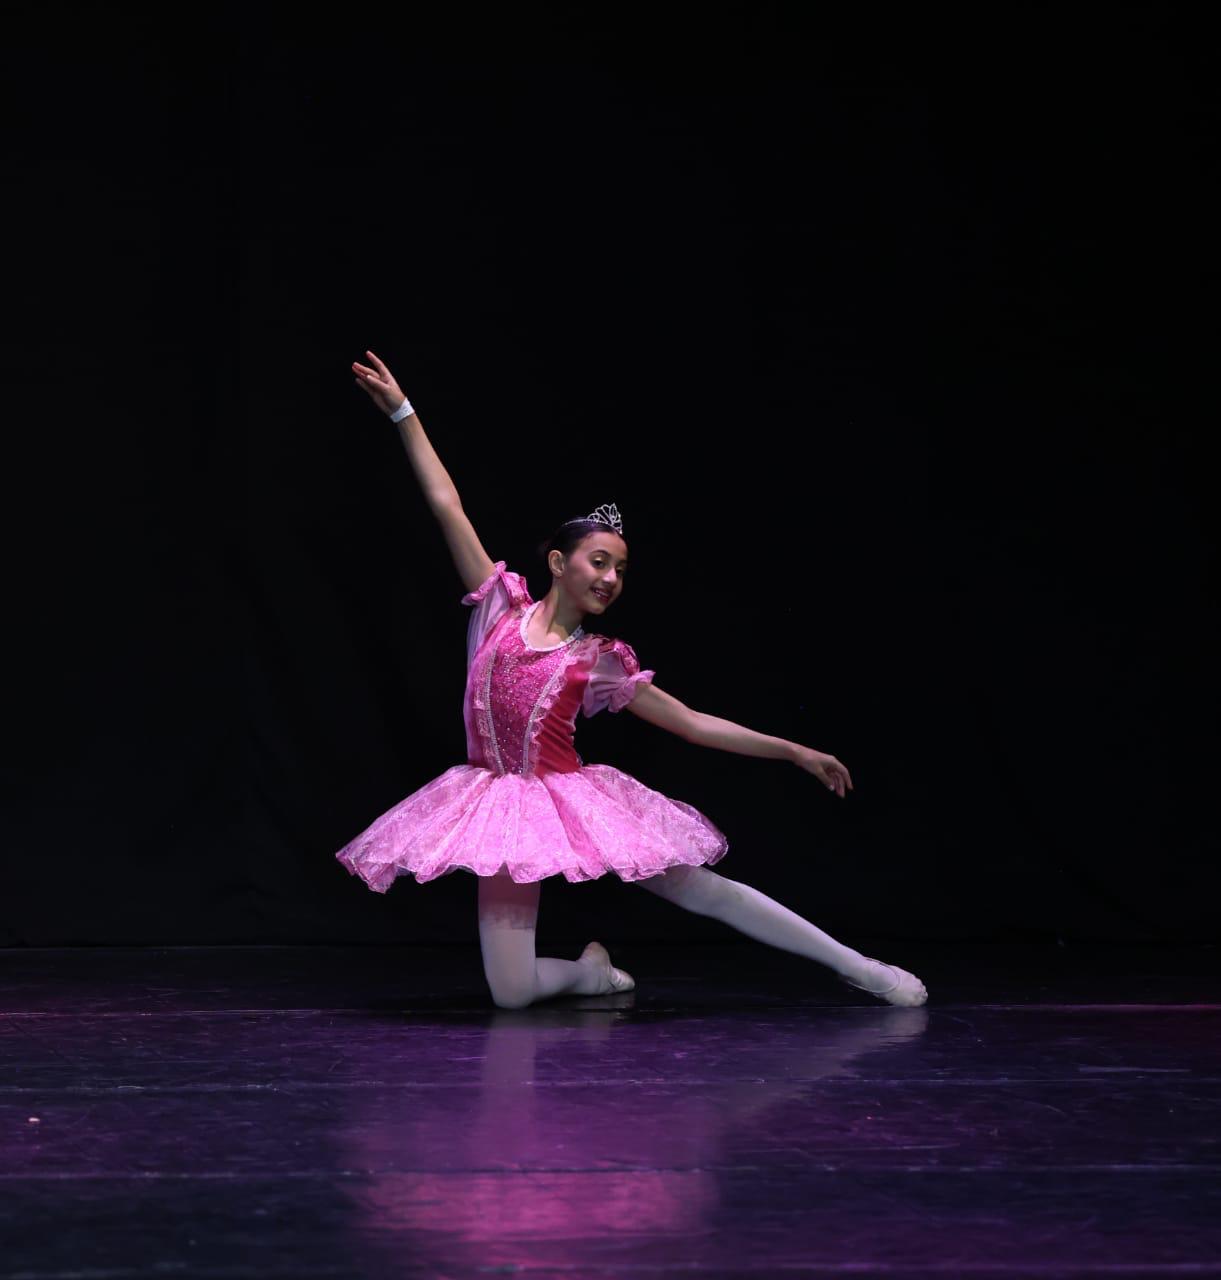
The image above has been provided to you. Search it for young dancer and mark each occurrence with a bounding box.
[336,350,928,1011]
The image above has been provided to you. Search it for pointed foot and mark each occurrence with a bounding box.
[580,940,636,994]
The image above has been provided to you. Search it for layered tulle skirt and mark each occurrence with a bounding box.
[336,762,729,890]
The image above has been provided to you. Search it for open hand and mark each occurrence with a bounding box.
[792,745,854,797]
[352,349,409,418]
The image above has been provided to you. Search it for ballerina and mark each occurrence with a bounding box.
[335,350,928,1011]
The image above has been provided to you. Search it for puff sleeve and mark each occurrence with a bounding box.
[461,561,531,670]
[581,638,656,717]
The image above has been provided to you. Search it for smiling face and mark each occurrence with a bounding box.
[552,530,628,614]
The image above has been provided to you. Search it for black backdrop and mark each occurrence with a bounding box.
[4,8,1214,947]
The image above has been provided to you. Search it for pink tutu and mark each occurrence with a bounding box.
[336,762,729,890]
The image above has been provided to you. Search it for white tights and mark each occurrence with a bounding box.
[476,863,874,1009]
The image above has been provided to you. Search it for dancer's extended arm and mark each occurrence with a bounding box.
[627,684,854,797]
[351,350,496,595]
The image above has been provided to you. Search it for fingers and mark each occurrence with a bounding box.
[810,753,852,798]
[352,362,382,381]
[364,349,389,374]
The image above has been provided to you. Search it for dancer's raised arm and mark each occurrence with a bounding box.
[352,350,496,595]
[627,683,854,797]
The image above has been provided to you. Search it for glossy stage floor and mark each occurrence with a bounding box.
[1,941,1218,1277]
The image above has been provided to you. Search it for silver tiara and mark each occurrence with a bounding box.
[588,502,623,534]
[566,502,623,536]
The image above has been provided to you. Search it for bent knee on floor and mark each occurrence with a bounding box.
[489,989,535,1010]
[484,973,538,1010]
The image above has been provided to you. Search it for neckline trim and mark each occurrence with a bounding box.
[520,600,585,652]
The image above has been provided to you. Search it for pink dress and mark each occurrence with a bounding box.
[335,561,729,889]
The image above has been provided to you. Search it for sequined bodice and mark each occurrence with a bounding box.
[462,602,597,777]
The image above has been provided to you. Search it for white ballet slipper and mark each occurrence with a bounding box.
[580,941,636,994]
[838,956,928,1007]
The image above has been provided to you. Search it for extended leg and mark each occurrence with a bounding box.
[636,865,926,1004]
[636,865,874,980]
[476,870,610,1009]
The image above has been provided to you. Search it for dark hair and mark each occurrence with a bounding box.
[535,519,628,573]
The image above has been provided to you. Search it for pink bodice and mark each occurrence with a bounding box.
[460,563,655,779]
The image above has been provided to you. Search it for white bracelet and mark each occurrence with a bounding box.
[388,396,415,423]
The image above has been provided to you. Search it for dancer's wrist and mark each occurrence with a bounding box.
[388,395,415,422]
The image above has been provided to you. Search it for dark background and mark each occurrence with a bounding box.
[3,7,1214,948]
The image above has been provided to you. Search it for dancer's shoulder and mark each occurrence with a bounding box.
[591,635,642,669]
[580,636,655,717]
[461,561,532,609]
